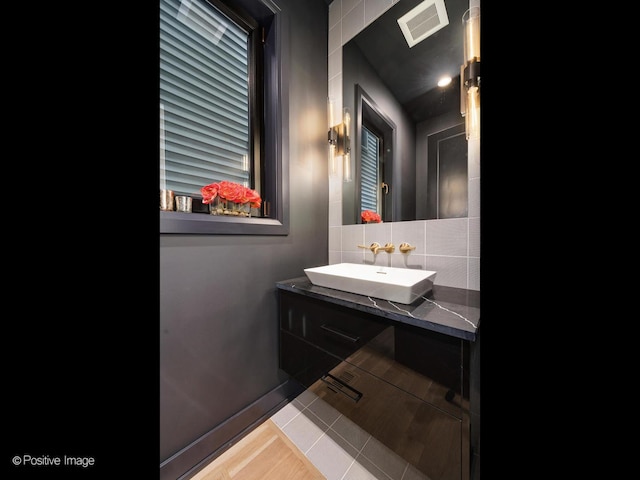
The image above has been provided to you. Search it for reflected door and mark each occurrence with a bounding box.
[426,123,468,219]
[355,85,395,224]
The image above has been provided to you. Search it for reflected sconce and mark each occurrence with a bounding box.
[328,98,352,182]
[460,6,480,140]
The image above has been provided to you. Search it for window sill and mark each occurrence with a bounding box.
[160,210,289,235]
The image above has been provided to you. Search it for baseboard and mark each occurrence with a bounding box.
[159,378,304,480]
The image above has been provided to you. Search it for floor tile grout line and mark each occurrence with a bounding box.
[399,462,409,480]
[324,407,412,480]
[275,393,322,430]
[276,400,400,480]
[274,403,303,430]
[338,458,357,480]
[275,395,420,480]
[285,405,333,455]
[291,408,368,458]
[303,429,327,455]
[327,420,371,456]
[283,407,366,479]
[351,450,395,480]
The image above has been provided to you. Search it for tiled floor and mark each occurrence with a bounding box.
[270,389,430,480]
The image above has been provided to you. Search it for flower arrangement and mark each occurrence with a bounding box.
[361,210,381,223]
[200,180,262,217]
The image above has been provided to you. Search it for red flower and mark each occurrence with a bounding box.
[361,210,381,223]
[200,183,219,204]
[200,180,262,209]
[217,181,245,203]
[244,188,262,208]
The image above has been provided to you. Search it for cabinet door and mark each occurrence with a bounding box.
[279,291,387,360]
[309,359,465,480]
[279,330,342,387]
[277,290,470,480]
[395,323,469,399]
[340,322,469,421]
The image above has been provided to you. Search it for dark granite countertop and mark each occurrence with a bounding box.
[276,276,480,341]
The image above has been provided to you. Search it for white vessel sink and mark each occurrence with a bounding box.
[304,263,437,304]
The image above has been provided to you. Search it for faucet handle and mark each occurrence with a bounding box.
[358,242,381,254]
[399,242,416,253]
[383,243,395,253]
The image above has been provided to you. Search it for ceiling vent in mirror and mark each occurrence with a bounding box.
[397,0,449,48]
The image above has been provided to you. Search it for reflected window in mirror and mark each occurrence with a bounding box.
[350,85,396,224]
[360,126,381,215]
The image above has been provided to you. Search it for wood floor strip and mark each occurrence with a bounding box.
[226,432,278,476]
[190,419,325,480]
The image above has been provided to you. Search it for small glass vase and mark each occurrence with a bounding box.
[228,201,250,217]
[209,197,226,216]
[209,197,251,217]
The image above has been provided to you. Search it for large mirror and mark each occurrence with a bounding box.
[342,0,470,225]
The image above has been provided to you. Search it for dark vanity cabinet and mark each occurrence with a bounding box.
[277,282,480,480]
[279,290,388,387]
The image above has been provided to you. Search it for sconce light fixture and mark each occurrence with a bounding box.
[328,99,352,181]
[460,6,480,140]
[437,75,452,87]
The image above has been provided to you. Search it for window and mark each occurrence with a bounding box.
[160,0,289,235]
[360,126,380,214]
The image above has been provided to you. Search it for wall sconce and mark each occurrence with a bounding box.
[328,99,352,182]
[460,6,480,140]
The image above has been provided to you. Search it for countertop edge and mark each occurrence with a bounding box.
[276,278,478,342]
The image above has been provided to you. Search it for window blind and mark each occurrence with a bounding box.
[361,126,379,213]
[160,0,250,197]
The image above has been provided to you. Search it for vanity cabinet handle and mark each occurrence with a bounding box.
[320,373,363,402]
[320,324,360,343]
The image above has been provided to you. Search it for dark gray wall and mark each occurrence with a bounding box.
[160,0,328,467]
